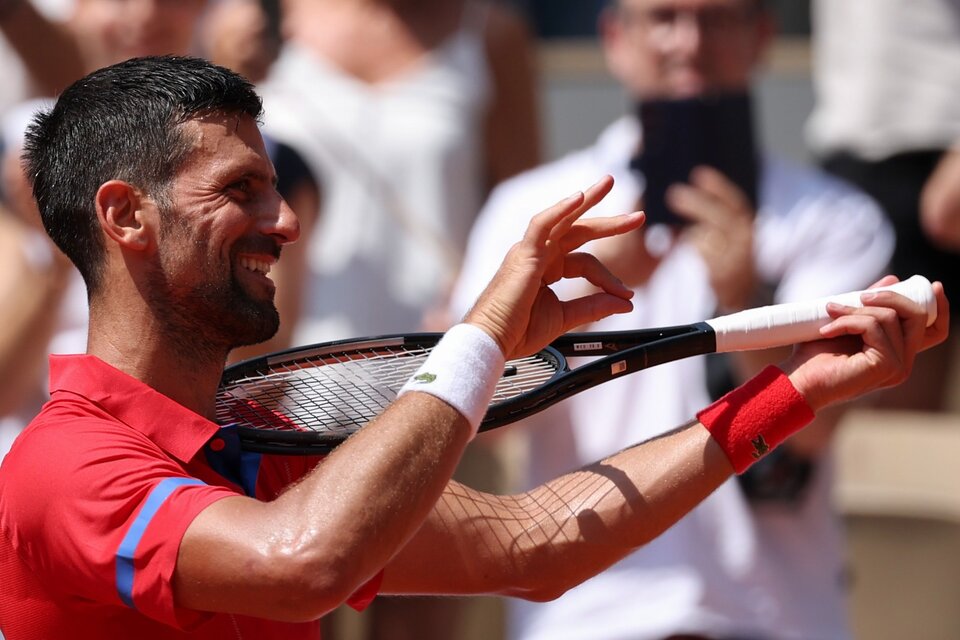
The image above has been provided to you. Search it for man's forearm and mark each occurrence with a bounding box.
[176,392,476,621]
[380,420,731,598]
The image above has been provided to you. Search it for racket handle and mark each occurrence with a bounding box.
[707,275,937,353]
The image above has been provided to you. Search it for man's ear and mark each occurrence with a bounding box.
[95,180,157,251]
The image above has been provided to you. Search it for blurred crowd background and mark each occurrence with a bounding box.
[1,1,959,639]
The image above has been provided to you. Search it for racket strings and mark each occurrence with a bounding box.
[215,346,561,440]
[490,355,557,402]
[216,345,431,436]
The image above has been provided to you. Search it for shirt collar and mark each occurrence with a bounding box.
[48,354,220,463]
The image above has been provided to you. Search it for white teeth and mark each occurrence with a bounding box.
[240,257,272,275]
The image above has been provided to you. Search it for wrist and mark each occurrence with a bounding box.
[461,321,506,356]
[778,360,828,412]
[461,305,511,355]
[397,323,506,438]
[697,365,815,474]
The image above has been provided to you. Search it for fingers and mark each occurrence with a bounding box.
[821,289,932,384]
[865,274,901,290]
[924,281,951,351]
[525,175,615,248]
[786,281,949,412]
[470,175,638,358]
[865,279,951,351]
[558,292,635,333]
[525,176,647,259]
[561,252,633,300]
[553,253,635,332]
[667,167,756,310]
[665,165,752,227]
[822,303,909,377]
[563,175,617,233]
[525,190,586,248]
[859,289,930,358]
[558,210,647,256]
[689,165,753,212]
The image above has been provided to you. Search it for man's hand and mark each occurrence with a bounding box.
[666,165,758,311]
[782,276,950,411]
[465,175,645,359]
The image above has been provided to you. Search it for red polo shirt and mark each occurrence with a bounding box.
[0,355,379,638]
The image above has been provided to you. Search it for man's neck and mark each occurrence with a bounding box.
[86,303,228,421]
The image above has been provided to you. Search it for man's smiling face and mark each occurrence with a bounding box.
[145,112,300,352]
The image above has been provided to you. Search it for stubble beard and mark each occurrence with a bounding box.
[144,258,280,365]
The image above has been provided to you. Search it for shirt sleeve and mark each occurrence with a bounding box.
[0,419,238,630]
[346,571,383,611]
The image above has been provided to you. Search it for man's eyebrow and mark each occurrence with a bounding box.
[233,169,279,187]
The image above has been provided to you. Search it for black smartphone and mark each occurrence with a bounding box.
[630,91,760,226]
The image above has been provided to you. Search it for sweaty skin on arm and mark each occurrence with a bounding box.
[175,268,948,621]
[382,282,949,598]
[175,177,645,621]
[383,419,731,598]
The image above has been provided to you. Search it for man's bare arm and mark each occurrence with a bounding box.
[382,282,950,597]
[173,177,645,621]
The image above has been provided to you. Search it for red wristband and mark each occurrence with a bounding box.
[697,365,815,475]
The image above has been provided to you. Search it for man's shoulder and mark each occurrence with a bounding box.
[1,401,159,501]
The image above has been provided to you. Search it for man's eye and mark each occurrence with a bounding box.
[227,180,251,195]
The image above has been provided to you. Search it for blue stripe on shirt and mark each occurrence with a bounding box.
[115,477,205,608]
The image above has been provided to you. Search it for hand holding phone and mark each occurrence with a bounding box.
[630,91,760,227]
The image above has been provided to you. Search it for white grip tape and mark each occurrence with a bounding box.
[398,323,506,438]
[707,275,937,353]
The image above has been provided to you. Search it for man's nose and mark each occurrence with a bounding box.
[266,198,301,245]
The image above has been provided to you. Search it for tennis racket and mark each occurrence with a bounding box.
[216,275,937,454]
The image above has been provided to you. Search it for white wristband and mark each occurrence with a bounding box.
[398,323,506,439]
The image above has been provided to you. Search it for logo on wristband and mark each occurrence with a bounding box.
[414,372,437,384]
[751,435,770,459]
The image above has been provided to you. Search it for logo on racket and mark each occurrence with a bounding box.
[414,372,437,384]
[750,435,770,459]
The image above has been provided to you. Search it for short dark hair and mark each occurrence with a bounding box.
[22,55,263,294]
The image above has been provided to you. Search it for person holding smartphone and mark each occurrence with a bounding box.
[449,1,894,639]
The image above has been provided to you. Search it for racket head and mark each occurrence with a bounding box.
[216,333,567,454]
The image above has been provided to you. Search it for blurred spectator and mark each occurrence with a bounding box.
[806,0,960,412]
[0,0,319,414]
[258,0,541,343]
[0,0,208,94]
[0,208,61,459]
[201,0,281,84]
[69,0,207,71]
[1,0,316,464]
[0,0,82,105]
[255,1,541,637]
[0,100,81,464]
[449,1,894,639]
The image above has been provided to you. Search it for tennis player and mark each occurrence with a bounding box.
[0,55,949,638]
